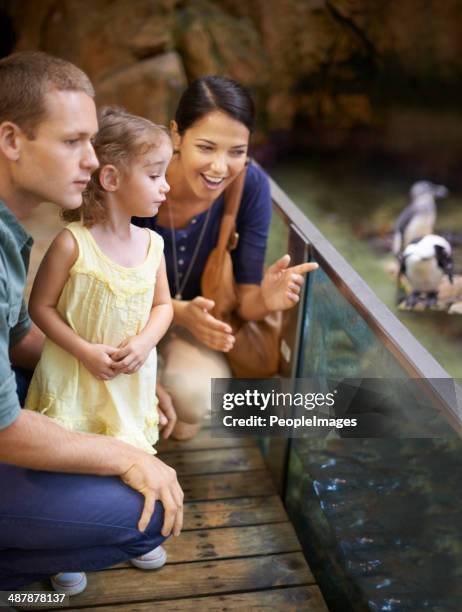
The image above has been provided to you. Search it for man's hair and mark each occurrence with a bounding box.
[0,51,94,137]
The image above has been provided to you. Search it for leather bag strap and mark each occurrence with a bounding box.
[216,163,248,253]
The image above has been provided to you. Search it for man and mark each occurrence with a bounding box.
[0,51,183,594]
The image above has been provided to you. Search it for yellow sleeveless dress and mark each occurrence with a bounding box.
[25,222,162,454]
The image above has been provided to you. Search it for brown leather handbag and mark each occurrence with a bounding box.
[201,164,281,378]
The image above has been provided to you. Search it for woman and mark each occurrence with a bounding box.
[134,75,317,440]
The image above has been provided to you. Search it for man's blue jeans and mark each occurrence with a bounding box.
[0,368,166,589]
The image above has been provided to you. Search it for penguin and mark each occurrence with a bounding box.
[399,234,454,308]
[392,181,449,255]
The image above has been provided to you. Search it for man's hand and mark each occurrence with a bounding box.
[80,343,117,380]
[156,382,177,439]
[182,296,235,352]
[111,334,153,374]
[120,455,184,535]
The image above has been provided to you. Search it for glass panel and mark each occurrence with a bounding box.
[285,255,462,610]
[259,205,290,460]
[266,206,288,267]
[301,264,406,380]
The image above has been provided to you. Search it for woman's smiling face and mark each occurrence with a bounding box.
[171,110,249,202]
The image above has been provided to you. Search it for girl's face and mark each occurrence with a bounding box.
[117,137,172,217]
[172,110,249,202]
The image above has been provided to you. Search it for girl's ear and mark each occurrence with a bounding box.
[99,164,120,191]
[170,120,181,152]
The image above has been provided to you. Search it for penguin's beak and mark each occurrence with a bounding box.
[434,185,449,199]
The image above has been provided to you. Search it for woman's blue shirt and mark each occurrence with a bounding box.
[133,162,272,300]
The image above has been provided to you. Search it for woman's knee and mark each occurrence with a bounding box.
[161,371,209,424]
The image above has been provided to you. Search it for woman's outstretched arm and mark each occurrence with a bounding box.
[236,255,318,321]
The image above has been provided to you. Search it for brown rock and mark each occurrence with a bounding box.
[129,20,172,59]
[10,0,177,83]
[177,15,220,78]
[267,92,297,131]
[5,0,57,51]
[96,52,187,126]
[4,0,462,155]
[176,2,269,87]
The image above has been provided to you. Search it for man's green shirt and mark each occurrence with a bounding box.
[0,200,33,429]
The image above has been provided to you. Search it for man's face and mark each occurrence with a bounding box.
[13,89,99,209]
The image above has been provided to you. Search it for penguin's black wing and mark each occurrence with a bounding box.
[435,245,454,283]
[398,252,407,278]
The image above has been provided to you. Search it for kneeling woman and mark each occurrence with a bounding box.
[134,75,317,440]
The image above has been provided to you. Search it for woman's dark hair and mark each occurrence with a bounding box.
[174,75,255,135]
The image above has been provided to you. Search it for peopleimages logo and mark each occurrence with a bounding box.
[222,390,336,411]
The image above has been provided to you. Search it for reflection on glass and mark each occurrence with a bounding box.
[301,267,404,380]
[285,255,462,610]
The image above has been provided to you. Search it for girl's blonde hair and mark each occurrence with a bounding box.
[63,106,170,227]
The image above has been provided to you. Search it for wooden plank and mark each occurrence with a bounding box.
[182,495,287,530]
[163,522,302,563]
[157,431,257,453]
[180,470,275,501]
[66,585,329,611]
[108,495,286,569]
[36,552,313,608]
[115,520,300,569]
[163,446,264,475]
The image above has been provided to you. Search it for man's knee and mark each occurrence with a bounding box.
[120,501,166,559]
[143,501,165,539]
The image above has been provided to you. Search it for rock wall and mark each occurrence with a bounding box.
[4,0,462,165]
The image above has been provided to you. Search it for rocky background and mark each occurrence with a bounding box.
[2,0,462,173]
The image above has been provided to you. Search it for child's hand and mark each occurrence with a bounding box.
[156,382,177,439]
[80,343,117,380]
[111,334,153,374]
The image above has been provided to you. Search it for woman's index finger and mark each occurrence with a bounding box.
[288,262,319,276]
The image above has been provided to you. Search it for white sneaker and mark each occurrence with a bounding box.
[50,572,87,596]
[130,545,167,570]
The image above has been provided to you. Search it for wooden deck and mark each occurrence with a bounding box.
[20,168,328,611]
[30,429,328,611]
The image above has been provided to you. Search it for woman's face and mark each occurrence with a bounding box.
[171,110,249,201]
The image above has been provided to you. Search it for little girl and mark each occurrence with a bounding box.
[25,107,174,591]
[26,107,173,453]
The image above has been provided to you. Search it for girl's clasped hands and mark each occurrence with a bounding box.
[81,333,154,381]
[79,336,177,437]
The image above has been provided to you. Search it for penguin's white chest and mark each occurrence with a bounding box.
[406,256,443,292]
